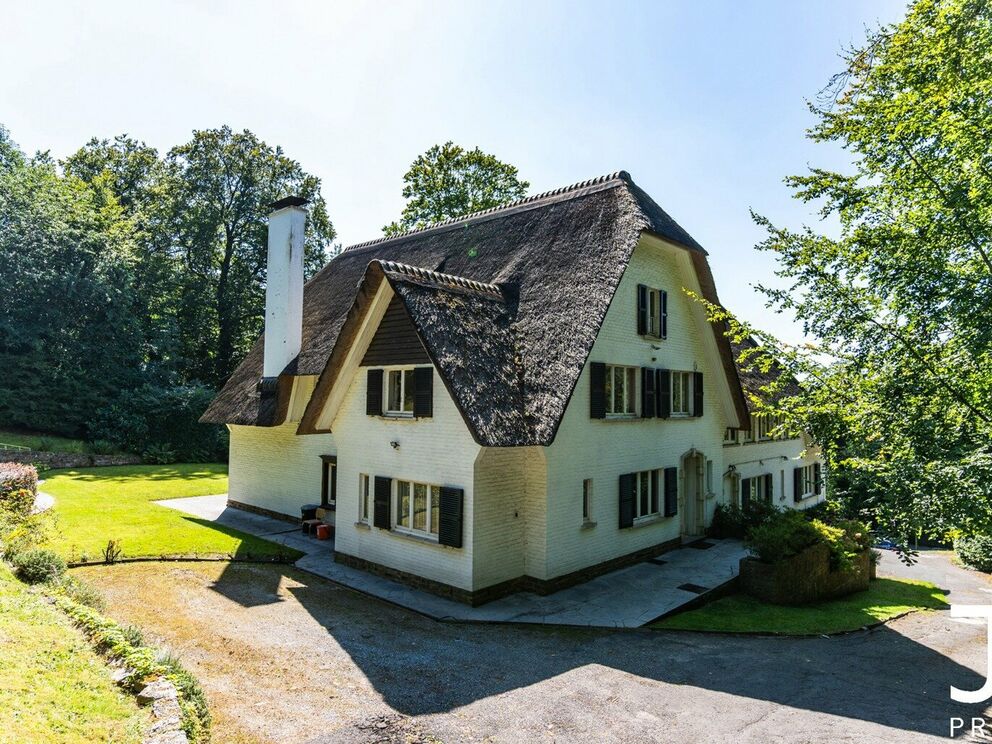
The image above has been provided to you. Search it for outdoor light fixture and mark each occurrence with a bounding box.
[390,440,400,450]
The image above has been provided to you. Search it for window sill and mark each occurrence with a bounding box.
[632,514,663,528]
[388,528,440,546]
[580,520,597,531]
[382,412,415,419]
[354,521,370,530]
[604,414,638,421]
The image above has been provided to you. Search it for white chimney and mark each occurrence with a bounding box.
[263,196,307,378]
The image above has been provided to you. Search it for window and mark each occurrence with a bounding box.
[671,371,693,416]
[604,364,638,416]
[635,469,660,520]
[320,455,337,509]
[395,479,441,538]
[723,428,739,445]
[741,474,773,506]
[647,288,667,338]
[742,423,754,443]
[358,473,370,523]
[797,464,822,499]
[582,479,594,524]
[385,368,416,415]
[706,460,713,494]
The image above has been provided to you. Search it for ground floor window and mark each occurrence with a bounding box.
[395,480,441,538]
[741,473,773,508]
[582,478,593,524]
[635,469,660,520]
[320,455,337,509]
[358,473,370,523]
[795,464,822,500]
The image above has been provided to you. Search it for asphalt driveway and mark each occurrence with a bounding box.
[75,550,992,744]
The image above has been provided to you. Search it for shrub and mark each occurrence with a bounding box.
[86,439,118,455]
[746,510,822,564]
[709,500,780,540]
[956,535,992,573]
[89,383,228,463]
[36,437,56,452]
[12,548,67,584]
[102,539,123,564]
[0,463,37,504]
[142,443,177,465]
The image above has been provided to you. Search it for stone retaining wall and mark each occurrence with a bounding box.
[0,450,142,469]
[740,542,870,605]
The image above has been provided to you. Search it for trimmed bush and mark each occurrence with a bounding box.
[747,510,822,564]
[709,500,780,539]
[12,548,66,584]
[956,535,992,573]
[89,383,227,463]
[0,463,38,514]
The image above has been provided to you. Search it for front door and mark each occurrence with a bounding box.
[681,452,704,537]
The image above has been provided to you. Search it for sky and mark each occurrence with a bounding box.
[1,0,907,343]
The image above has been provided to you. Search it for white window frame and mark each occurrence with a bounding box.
[604,364,638,417]
[723,427,738,445]
[742,474,773,504]
[634,469,661,521]
[646,287,667,338]
[799,464,821,499]
[582,478,594,524]
[358,473,370,524]
[670,371,693,417]
[393,479,441,539]
[384,367,416,416]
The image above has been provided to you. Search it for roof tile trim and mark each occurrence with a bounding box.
[378,260,504,298]
[345,171,631,252]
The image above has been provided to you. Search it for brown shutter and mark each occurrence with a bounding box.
[366,369,383,416]
[413,366,433,417]
[618,473,636,528]
[641,367,656,418]
[692,371,704,417]
[373,476,391,529]
[656,369,671,418]
[663,467,678,517]
[793,467,803,503]
[438,487,464,548]
[590,362,607,419]
[661,290,668,338]
[637,284,648,335]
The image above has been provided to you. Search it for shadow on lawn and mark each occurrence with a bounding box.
[48,465,227,484]
[206,561,988,739]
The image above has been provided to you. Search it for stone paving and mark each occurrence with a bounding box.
[157,494,746,628]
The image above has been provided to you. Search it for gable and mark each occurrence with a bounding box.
[360,295,430,367]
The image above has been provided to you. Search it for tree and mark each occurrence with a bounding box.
[383,142,529,235]
[163,127,336,384]
[718,0,992,543]
[0,141,144,436]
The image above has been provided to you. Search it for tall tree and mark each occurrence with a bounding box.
[383,142,529,235]
[715,0,992,542]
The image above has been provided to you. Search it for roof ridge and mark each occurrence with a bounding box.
[377,259,504,297]
[346,170,631,252]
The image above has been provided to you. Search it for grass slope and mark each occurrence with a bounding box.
[43,464,300,562]
[0,428,91,453]
[651,578,948,635]
[0,564,146,743]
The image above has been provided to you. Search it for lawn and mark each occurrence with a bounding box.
[0,427,92,453]
[651,578,948,635]
[42,464,301,562]
[0,564,146,743]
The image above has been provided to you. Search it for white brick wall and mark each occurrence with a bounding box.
[723,438,825,509]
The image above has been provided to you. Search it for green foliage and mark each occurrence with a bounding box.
[747,510,822,564]
[51,574,107,612]
[0,463,37,505]
[54,594,211,742]
[383,141,529,235]
[955,535,992,573]
[89,383,227,462]
[708,500,779,539]
[698,0,992,542]
[12,548,67,584]
[86,440,118,456]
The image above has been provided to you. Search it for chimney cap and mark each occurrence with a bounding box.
[268,195,309,211]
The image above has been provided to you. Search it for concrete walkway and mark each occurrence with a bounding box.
[157,494,746,628]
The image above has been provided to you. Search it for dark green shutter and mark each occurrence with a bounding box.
[764,473,774,503]
[641,367,656,418]
[366,369,383,416]
[373,476,391,529]
[656,369,671,418]
[692,371,704,417]
[741,478,751,509]
[651,468,660,514]
[661,290,668,338]
[636,284,648,335]
[438,487,464,548]
[618,473,636,528]
[793,467,803,503]
[813,463,822,495]
[663,467,678,517]
[413,366,433,417]
[590,362,607,419]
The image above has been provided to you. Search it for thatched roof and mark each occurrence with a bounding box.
[730,336,802,414]
[201,171,751,445]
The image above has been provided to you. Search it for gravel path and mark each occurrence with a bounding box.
[74,552,992,744]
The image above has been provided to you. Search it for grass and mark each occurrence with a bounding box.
[0,427,91,453]
[42,464,302,562]
[650,578,949,635]
[0,563,146,743]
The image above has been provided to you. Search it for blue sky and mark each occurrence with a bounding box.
[1,0,906,342]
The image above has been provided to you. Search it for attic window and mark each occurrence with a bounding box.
[386,368,416,415]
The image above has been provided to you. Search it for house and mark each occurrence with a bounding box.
[201,172,824,605]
